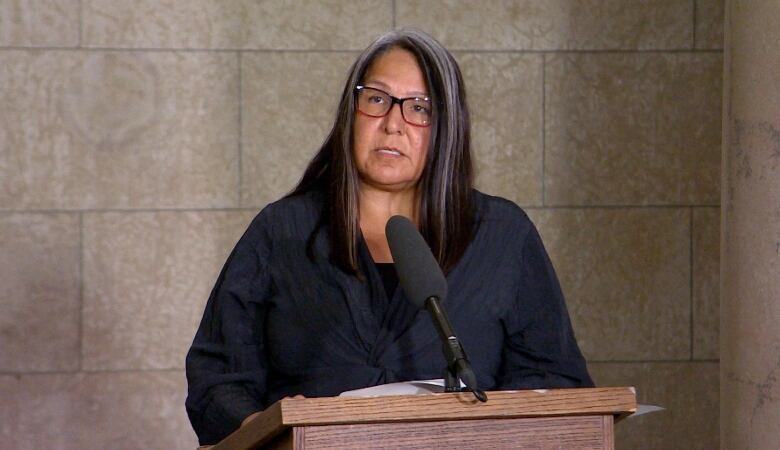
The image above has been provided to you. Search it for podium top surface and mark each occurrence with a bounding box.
[214,387,636,450]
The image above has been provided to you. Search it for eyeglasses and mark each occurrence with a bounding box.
[355,85,432,127]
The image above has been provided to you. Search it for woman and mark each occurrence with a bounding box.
[186,29,592,446]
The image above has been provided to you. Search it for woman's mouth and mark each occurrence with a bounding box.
[376,148,402,156]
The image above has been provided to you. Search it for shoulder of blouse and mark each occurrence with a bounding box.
[472,189,533,231]
[249,190,326,228]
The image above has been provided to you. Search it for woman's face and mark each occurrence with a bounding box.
[352,48,431,193]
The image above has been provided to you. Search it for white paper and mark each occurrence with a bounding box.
[339,379,465,397]
[633,403,665,417]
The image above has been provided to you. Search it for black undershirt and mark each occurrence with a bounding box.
[374,262,398,300]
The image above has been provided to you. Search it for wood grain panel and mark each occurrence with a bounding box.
[602,415,614,449]
[302,416,608,449]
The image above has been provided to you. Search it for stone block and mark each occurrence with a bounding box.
[82,210,255,370]
[83,0,390,49]
[0,213,80,371]
[241,52,356,207]
[0,50,238,209]
[458,52,543,206]
[590,362,719,450]
[397,0,692,50]
[0,371,198,449]
[0,0,79,47]
[545,53,722,206]
[528,208,691,361]
[695,0,724,50]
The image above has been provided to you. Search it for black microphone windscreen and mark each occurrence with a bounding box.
[385,215,447,309]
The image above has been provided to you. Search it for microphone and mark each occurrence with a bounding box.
[385,215,487,402]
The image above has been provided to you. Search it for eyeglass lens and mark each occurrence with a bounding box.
[356,87,432,126]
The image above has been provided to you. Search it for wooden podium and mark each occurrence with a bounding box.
[212,387,636,449]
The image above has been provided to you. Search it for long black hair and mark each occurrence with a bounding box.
[290,29,474,275]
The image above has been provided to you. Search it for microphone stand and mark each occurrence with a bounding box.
[425,297,488,402]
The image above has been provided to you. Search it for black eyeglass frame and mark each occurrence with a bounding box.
[354,85,433,127]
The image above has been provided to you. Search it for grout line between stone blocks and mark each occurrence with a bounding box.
[524,203,720,210]
[78,212,84,372]
[690,206,695,361]
[0,204,723,216]
[237,51,243,208]
[0,204,721,215]
[541,53,547,206]
[588,359,719,364]
[0,367,187,377]
[692,0,698,50]
[77,0,83,48]
[0,46,725,54]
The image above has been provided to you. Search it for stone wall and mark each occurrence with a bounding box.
[0,1,722,448]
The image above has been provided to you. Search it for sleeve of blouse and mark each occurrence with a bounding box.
[496,223,594,390]
[185,213,272,445]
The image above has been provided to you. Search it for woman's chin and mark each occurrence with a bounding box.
[359,176,419,193]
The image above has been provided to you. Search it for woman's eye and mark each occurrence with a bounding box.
[411,104,431,114]
[368,95,386,104]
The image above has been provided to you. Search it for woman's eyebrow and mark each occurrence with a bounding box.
[362,79,429,97]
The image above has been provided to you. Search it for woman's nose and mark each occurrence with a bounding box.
[383,103,406,134]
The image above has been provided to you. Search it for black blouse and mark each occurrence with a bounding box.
[185,189,593,445]
[374,262,399,301]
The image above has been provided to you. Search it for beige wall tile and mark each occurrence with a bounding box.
[695,0,724,49]
[0,50,238,210]
[528,208,690,361]
[83,0,390,49]
[693,207,719,359]
[241,52,355,207]
[0,371,197,449]
[459,53,542,206]
[545,53,722,206]
[590,362,719,450]
[82,210,255,370]
[0,213,80,372]
[0,0,79,47]
[397,0,692,50]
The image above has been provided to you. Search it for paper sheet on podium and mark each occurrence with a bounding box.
[339,379,455,397]
[340,381,664,419]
